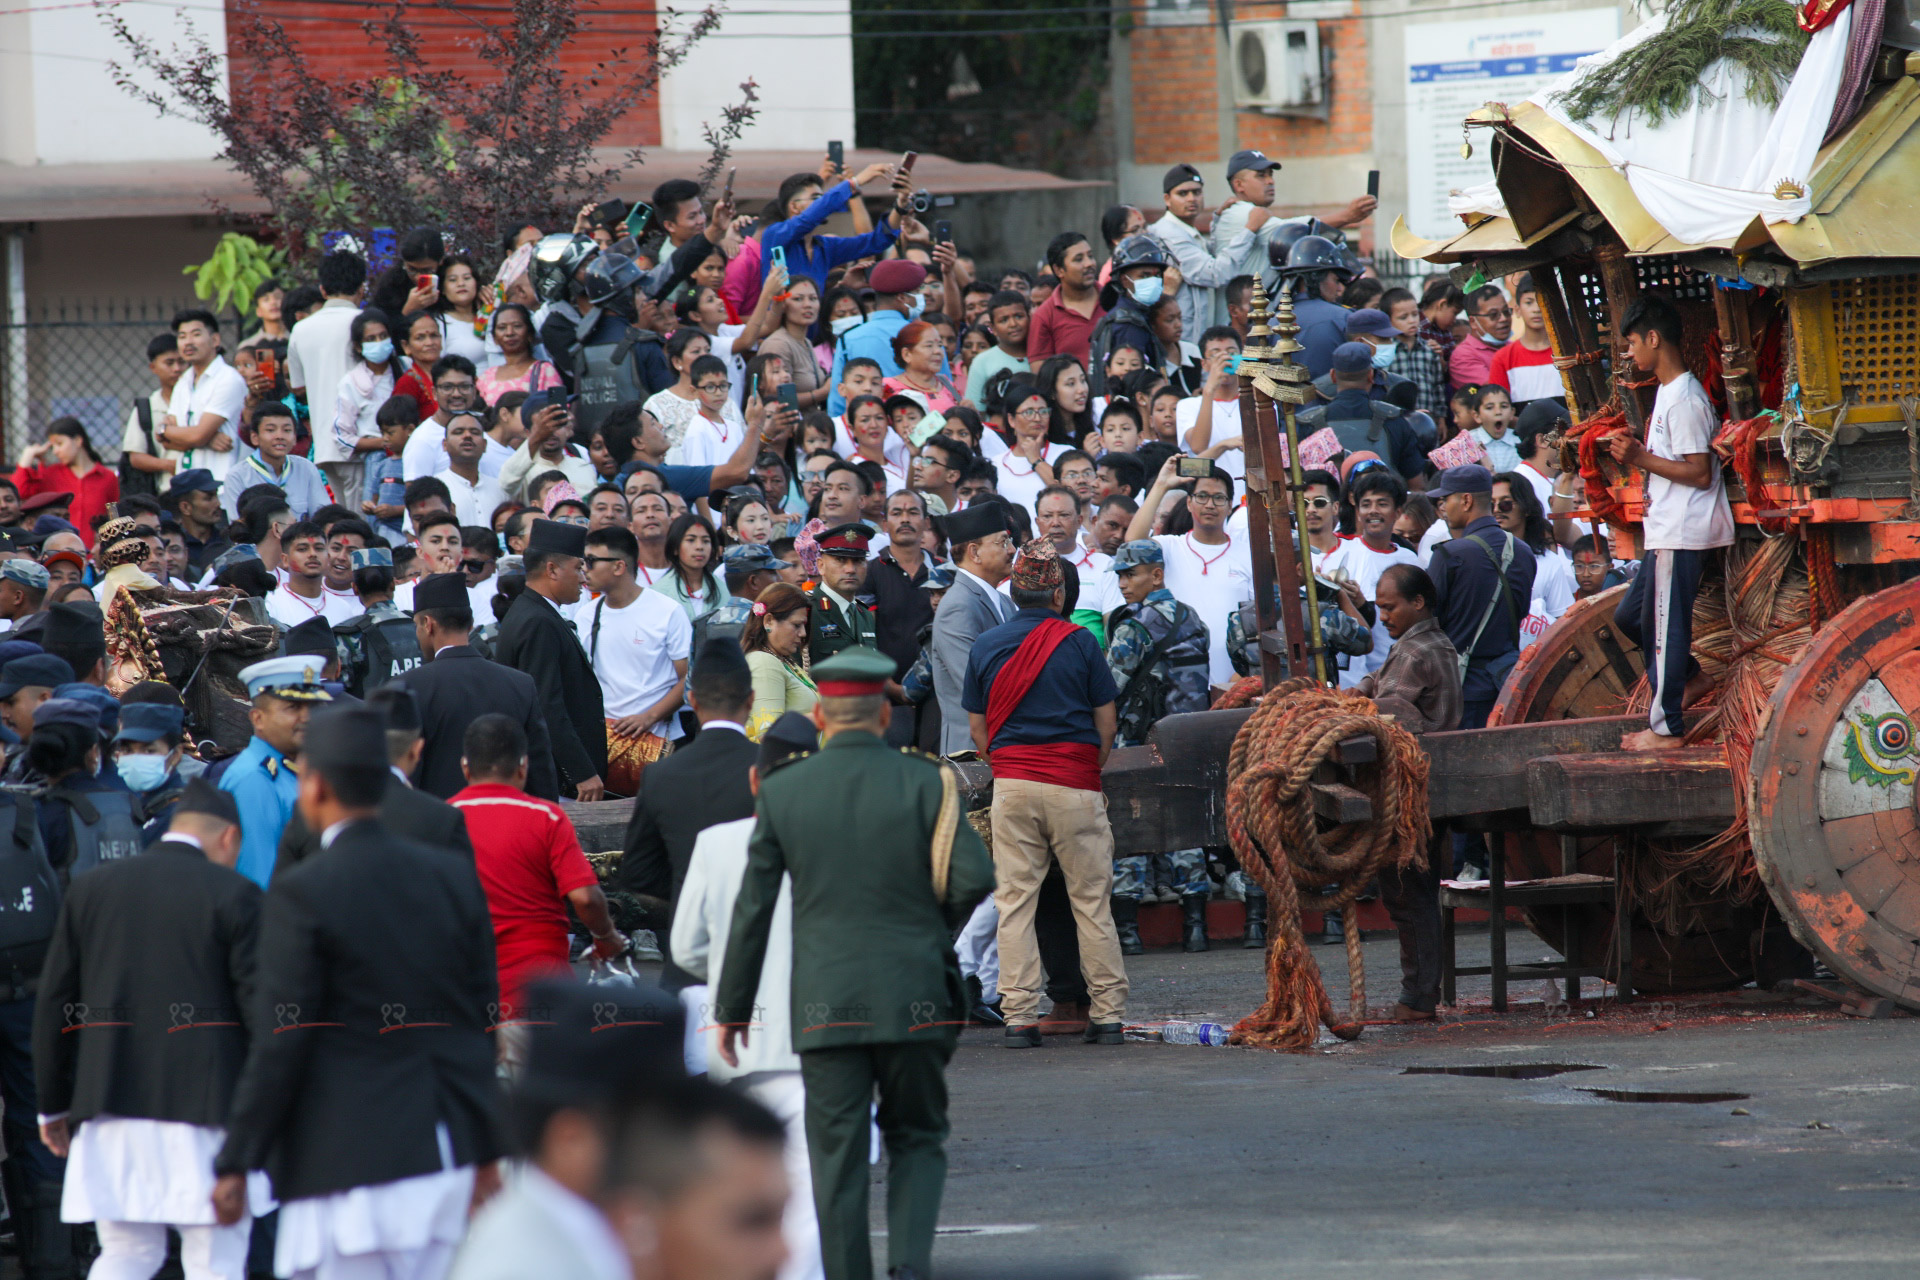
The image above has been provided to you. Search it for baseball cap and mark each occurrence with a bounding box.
[1345,308,1400,340]
[0,560,48,591]
[1425,464,1494,499]
[1162,163,1203,193]
[1226,149,1281,180]
[1331,342,1374,375]
[1112,539,1165,572]
[168,468,219,497]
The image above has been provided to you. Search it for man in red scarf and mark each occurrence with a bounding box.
[963,538,1127,1048]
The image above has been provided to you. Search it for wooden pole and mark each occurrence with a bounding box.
[1239,282,1323,687]
[1592,241,1652,433]
[1536,265,1607,420]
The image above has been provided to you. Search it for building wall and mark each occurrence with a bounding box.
[1119,0,1633,261]
[658,3,855,152]
[1,0,228,165]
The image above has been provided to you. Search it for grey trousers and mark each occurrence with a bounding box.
[1379,851,1442,1012]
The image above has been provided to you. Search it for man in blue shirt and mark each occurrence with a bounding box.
[219,655,331,886]
[614,401,760,508]
[828,260,952,416]
[961,538,1127,1048]
[759,161,910,289]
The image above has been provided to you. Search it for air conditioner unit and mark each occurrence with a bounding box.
[1230,19,1325,114]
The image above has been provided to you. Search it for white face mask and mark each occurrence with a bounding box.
[906,296,925,320]
[830,314,862,337]
[1129,276,1164,307]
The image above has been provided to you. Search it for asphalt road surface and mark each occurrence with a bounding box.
[921,928,1920,1280]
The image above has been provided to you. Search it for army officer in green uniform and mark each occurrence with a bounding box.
[716,647,994,1280]
[806,523,878,667]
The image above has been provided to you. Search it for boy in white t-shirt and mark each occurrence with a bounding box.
[1321,467,1422,688]
[1607,296,1734,751]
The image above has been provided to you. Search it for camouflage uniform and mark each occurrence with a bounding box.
[1226,590,1375,682]
[1105,586,1212,903]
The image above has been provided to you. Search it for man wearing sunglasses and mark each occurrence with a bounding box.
[1449,283,1513,391]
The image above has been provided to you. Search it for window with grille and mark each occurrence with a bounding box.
[1830,272,1920,406]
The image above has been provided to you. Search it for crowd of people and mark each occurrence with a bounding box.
[0,142,1732,1280]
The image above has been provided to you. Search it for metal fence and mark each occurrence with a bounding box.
[0,300,196,467]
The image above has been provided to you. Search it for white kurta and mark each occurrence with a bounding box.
[63,1115,275,1225]
[275,1123,474,1279]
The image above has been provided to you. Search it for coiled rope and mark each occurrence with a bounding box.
[1217,677,1433,1051]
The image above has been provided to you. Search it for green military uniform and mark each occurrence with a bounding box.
[807,523,880,667]
[716,649,994,1280]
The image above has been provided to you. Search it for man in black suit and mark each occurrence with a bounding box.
[213,705,502,1277]
[274,686,474,873]
[396,572,560,801]
[33,778,260,1280]
[614,639,757,990]
[493,519,606,802]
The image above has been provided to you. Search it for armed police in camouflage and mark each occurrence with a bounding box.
[332,547,423,697]
[1104,539,1212,955]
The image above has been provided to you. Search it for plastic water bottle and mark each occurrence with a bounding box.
[1160,1020,1233,1046]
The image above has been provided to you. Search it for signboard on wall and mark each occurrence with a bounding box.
[1402,9,1622,241]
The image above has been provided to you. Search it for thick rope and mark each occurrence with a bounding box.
[1221,679,1432,1051]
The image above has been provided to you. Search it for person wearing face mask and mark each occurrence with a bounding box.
[826,260,951,417]
[1084,236,1170,398]
[110,699,191,843]
[1450,283,1512,390]
[1313,308,1416,406]
[1296,344,1427,483]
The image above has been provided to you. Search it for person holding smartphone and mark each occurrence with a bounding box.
[758,156,918,291]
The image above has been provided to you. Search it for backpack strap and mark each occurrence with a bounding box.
[1453,533,1517,683]
[10,793,32,850]
[135,399,157,452]
[590,597,607,664]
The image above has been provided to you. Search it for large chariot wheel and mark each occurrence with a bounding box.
[1488,584,1756,992]
[1750,580,1920,1007]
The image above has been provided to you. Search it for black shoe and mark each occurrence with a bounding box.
[1111,896,1144,956]
[1243,889,1268,949]
[965,975,1005,1026]
[1082,1021,1124,1044]
[1005,1024,1041,1048]
[1181,894,1210,953]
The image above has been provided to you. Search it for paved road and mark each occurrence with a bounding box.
[922,929,1920,1280]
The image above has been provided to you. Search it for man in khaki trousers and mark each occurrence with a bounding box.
[962,538,1129,1047]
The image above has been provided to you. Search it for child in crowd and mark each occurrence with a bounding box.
[1099,401,1143,457]
[1470,385,1520,472]
[1570,535,1614,600]
[363,394,417,541]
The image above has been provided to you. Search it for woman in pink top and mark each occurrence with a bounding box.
[476,304,561,404]
[882,321,960,415]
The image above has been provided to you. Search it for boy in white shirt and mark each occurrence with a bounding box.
[1607,296,1733,751]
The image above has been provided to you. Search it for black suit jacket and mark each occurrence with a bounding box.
[494,590,607,794]
[215,819,502,1201]
[274,778,474,876]
[615,725,756,987]
[394,645,559,802]
[33,839,261,1126]
[615,726,756,901]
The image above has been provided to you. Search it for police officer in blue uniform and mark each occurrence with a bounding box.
[218,656,331,887]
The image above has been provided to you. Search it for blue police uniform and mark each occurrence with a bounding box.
[218,656,333,887]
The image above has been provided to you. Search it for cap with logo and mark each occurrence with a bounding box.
[811,647,896,698]
[1162,163,1204,193]
[1225,149,1281,179]
[238,655,335,702]
[816,524,871,560]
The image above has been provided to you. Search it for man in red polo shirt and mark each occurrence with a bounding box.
[1026,232,1106,368]
[452,711,626,1026]
[962,538,1127,1047]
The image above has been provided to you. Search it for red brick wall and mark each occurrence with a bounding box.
[227,0,661,147]
[1131,23,1222,165]
[1129,2,1371,167]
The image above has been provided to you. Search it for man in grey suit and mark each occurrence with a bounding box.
[930,499,1017,757]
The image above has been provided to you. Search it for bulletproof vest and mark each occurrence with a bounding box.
[691,599,752,666]
[0,792,58,980]
[341,612,423,696]
[47,787,146,883]
[1108,599,1211,740]
[573,325,650,439]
